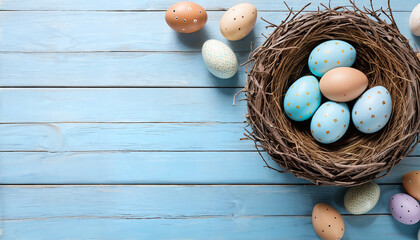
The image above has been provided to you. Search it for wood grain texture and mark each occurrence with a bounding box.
[2,215,417,240]
[0,0,416,11]
[0,12,418,52]
[0,122,417,154]
[0,185,418,240]
[0,152,418,184]
[0,185,407,219]
[0,52,249,87]
[0,88,246,122]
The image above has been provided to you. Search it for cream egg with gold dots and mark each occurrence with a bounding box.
[308,40,356,77]
[310,101,350,144]
[352,86,392,134]
[202,39,238,79]
[283,75,322,121]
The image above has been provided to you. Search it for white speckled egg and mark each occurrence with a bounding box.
[283,75,322,121]
[201,39,238,79]
[418,228,419,240]
[310,101,350,144]
[344,182,380,215]
[308,40,356,77]
[410,4,420,36]
[352,86,392,134]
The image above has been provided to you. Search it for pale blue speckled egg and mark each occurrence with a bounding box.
[310,101,350,144]
[352,86,392,134]
[283,75,322,121]
[308,40,356,77]
[202,39,238,79]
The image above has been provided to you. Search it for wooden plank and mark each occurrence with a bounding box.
[0,88,246,122]
[1,123,417,154]
[0,152,418,184]
[0,12,417,52]
[0,185,406,219]
[0,52,248,87]
[0,0,415,11]
[0,123,251,151]
[1,215,417,240]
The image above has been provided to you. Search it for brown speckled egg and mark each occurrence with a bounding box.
[312,203,345,240]
[220,3,257,41]
[165,1,207,33]
[402,170,420,201]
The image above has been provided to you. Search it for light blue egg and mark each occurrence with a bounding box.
[352,86,392,134]
[284,75,322,121]
[308,40,356,77]
[310,101,350,144]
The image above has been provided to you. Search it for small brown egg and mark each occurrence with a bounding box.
[312,203,345,240]
[220,3,257,41]
[320,67,368,102]
[402,170,420,200]
[165,1,207,33]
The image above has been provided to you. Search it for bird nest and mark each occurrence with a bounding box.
[242,1,420,186]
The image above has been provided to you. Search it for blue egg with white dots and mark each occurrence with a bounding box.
[202,39,238,79]
[308,40,356,77]
[352,86,392,134]
[310,101,350,144]
[283,75,322,121]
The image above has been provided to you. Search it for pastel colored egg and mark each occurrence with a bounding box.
[312,203,345,240]
[220,3,257,41]
[201,39,238,79]
[308,40,356,77]
[344,182,380,215]
[402,170,420,201]
[283,75,322,121]
[389,193,420,225]
[165,1,207,33]
[410,4,420,36]
[310,101,350,144]
[320,67,368,102]
[352,86,392,134]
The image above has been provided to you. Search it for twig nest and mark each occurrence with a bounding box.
[243,2,420,186]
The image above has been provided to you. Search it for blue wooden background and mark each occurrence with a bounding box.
[0,0,419,239]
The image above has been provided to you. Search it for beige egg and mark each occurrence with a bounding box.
[219,3,257,41]
[320,67,368,102]
[312,203,345,240]
[402,170,420,201]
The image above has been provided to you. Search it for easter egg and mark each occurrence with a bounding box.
[352,86,392,134]
[201,39,238,79]
[310,101,350,144]
[312,203,345,240]
[309,40,356,77]
[344,182,380,215]
[220,3,257,41]
[283,75,322,121]
[320,67,368,102]
[402,170,420,201]
[389,193,420,225]
[165,1,207,33]
[409,4,420,36]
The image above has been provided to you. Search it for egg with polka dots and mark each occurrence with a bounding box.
[283,76,321,121]
[312,203,345,240]
[165,1,207,33]
[310,101,350,144]
[201,39,238,79]
[344,182,380,215]
[352,86,392,134]
[308,40,356,77]
[389,193,420,225]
